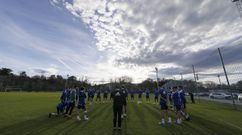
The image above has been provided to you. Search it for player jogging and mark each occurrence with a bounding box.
[145,89,150,103]
[158,87,172,125]
[178,86,190,121]
[121,86,128,118]
[89,88,95,105]
[137,89,143,104]
[76,87,89,121]
[103,89,108,103]
[172,86,182,124]
[130,89,135,101]
[154,89,159,104]
[96,89,101,103]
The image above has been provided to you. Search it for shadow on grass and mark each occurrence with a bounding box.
[0,115,66,135]
[164,114,242,135]
[0,103,111,135]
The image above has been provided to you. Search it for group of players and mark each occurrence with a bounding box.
[49,87,89,121]
[48,85,190,129]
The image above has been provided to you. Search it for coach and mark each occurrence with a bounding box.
[111,87,124,131]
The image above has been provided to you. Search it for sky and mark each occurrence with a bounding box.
[0,0,242,84]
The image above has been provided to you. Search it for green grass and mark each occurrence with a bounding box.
[0,92,242,135]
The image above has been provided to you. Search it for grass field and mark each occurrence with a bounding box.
[0,92,242,135]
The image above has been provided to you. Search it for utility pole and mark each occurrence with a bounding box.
[192,65,200,101]
[218,48,236,109]
[217,75,222,87]
[180,73,183,80]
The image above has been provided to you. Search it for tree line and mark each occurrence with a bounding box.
[0,67,241,93]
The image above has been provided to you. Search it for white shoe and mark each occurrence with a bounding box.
[158,121,165,125]
[176,119,182,124]
[84,116,89,121]
[168,118,172,124]
[77,116,81,121]
[123,114,127,117]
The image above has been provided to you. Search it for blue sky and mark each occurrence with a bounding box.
[0,0,106,81]
[1,0,242,83]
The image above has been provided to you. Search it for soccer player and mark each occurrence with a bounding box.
[178,86,190,121]
[145,89,150,103]
[172,86,182,124]
[154,89,159,104]
[96,89,101,103]
[111,88,124,131]
[168,87,173,106]
[75,87,80,106]
[49,89,67,117]
[65,88,76,117]
[76,87,89,121]
[137,89,143,104]
[189,92,195,103]
[121,86,128,118]
[158,87,172,125]
[89,88,95,105]
[103,89,108,103]
[130,89,135,101]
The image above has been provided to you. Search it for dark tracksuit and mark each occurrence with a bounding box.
[111,90,124,128]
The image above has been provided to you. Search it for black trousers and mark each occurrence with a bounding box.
[113,105,122,128]
[66,102,75,115]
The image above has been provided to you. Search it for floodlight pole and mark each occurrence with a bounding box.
[218,48,236,109]
[192,65,200,101]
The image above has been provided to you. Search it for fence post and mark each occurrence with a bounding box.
[192,65,200,101]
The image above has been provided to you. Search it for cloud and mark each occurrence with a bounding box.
[50,0,242,79]
[30,67,59,75]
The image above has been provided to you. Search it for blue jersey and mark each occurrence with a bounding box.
[97,90,101,96]
[130,89,135,96]
[60,89,68,103]
[104,90,108,96]
[159,88,167,104]
[66,90,71,103]
[172,91,182,106]
[146,90,150,96]
[89,89,95,97]
[76,88,80,97]
[138,89,143,96]
[154,90,159,98]
[57,102,66,112]
[78,90,87,105]
[179,89,186,103]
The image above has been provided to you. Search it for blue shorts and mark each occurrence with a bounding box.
[174,104,181,111]
[160,102,168,110]
[78,104,86,110]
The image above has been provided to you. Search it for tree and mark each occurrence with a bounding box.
[19,71,27,77]
[0,68,12,76]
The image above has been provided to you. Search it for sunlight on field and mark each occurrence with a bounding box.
[0,92,242,135]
